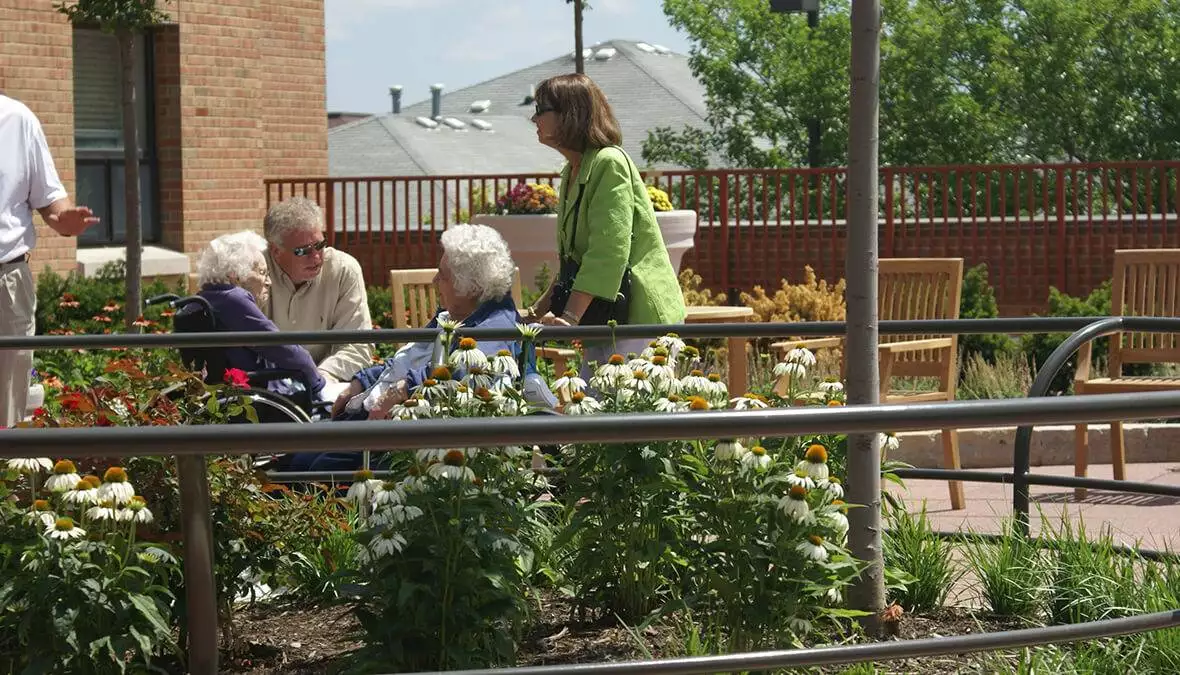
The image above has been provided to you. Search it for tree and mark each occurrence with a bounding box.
[645,0,1180,169]
[56,0,169,332]
[845,0,884,627]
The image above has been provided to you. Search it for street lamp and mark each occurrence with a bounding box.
[769,0,821,169]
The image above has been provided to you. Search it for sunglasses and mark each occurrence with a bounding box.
[291,239,327,257]
[534,102,557,117]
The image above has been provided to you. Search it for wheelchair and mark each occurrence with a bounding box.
[146,293,327,425]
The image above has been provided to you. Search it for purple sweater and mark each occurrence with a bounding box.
[198,284,325,396]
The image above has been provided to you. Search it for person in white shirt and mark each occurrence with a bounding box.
[0,94,99,426]
[261,197,373,399]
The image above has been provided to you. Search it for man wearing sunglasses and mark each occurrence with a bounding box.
[262,197,373,392]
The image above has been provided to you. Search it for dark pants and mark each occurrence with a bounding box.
[274,408,379,473]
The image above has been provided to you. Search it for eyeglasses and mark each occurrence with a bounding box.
[291,240,327,257]
[533,102,556,117]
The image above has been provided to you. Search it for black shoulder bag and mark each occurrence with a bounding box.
[547,160,634,326]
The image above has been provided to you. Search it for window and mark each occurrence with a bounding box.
[72,28,159,246]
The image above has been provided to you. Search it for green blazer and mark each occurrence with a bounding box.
[557,146,687,325]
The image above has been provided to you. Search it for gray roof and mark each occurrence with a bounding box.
[329,39,714,179]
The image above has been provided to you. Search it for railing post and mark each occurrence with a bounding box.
[719,175,732,301]
[1056,168,1067,293]
[1013,316,1123,535]
[177,454,219,675]
[324,180,337,248]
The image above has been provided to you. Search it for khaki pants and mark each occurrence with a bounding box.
[0,261,35,427]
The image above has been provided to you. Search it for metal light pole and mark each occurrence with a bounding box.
[769,0,822,168]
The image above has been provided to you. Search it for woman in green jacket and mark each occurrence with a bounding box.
[524,73,686,371]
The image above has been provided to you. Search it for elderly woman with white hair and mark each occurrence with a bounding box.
[283,224,557,472]
[195,231,325,398]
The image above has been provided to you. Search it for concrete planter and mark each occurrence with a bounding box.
[473,209,698,294]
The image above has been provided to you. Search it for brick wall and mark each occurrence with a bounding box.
[0,2,77,275]
[259,0,328,179]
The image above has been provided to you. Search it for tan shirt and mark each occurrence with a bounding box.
[264,246,374,383]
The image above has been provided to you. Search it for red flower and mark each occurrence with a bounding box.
[223,368,250,388]
[32,407,45,417]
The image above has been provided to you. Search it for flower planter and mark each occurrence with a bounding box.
[472,210,699,295]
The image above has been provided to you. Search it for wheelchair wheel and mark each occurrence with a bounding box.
[225,388,313,424]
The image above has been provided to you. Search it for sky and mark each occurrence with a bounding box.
[325,0,695,113]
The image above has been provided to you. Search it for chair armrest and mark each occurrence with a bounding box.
[1074,341,1094,384]
[770,337,843,357]
[878,337,953,353]
[538,346,578,358]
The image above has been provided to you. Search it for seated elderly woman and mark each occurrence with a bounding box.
[195,231,325,400]
[281,223,557,472]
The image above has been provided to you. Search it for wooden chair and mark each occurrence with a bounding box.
[770,258,966,510]
[387,267,576,374]
[1073,249,1180,500]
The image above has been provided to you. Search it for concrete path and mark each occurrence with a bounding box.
[888,462,1180,552]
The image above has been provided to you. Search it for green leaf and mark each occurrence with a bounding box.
[128,592,171,639]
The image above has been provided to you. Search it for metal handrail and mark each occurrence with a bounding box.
[421,609,1180,675]
[0,316,1134,350]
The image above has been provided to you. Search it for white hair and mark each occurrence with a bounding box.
[440,223,515,304]
[197,231,268,287]
[263,196,323,246]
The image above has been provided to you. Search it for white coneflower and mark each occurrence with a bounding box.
[819,378,844,394]
[62,479,100,505]
[452,384,474,407]
[680,369,711,397]
[591,354,633,391]
[654,394,686,413]
[685,396,712,412]
[786,346,816,367]
[462,365,495,392]
[882,432,901,453]
[646,355,679,392]
[371,481,406,507]
[123,496,153,524]
[796,534,829,562]
[778,486,813,523]
[823,506,850,536]
[825,587,843,604]
[629,369,654,395]
[97,467,135,505]
[730,394,769,410]
[415,448,450,463]
[774,360,807,380]
[45,460,81,493]
[705,373,728,400]
[640,341,660,359]
[786,469,816,490]
[714,439,747,462]
[627,356,653,374]
[5,458,52,474]
[25,499,55,528]
[490,349,520,378]
[564,392,603,416]
[369,530,408,558]
[345,469,383,503]
[552,370,587,400]
[47,517,86,541]
[86,499,117,522]
[416,378,447,401]
[516,322,542,340]
[372,503,422,527]
[741,445,771,472]
[427,450,476,482]
[819,476,845,499]
[390,397,431,420]
[449,337,489,370]
[798,444,831,481]
[656,333,686,360]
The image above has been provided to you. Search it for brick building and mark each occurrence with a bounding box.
[0,0,328,280]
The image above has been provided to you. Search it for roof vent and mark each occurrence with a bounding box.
[470,119,493,131]
[415,116,439,129]
[593,47,617,60]
[442,117,467,130]
[635,42,656,53]
[570,48,593,61]
[469,100,491,113]
[652,44,671,54]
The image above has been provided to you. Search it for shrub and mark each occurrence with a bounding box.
[1020,283,1112,395]
[740,265,846,325]
[35,261,183,336]
[679,267,725,307]
[958,263,1017,363]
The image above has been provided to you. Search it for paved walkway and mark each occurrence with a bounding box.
[888,462,1180,551]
